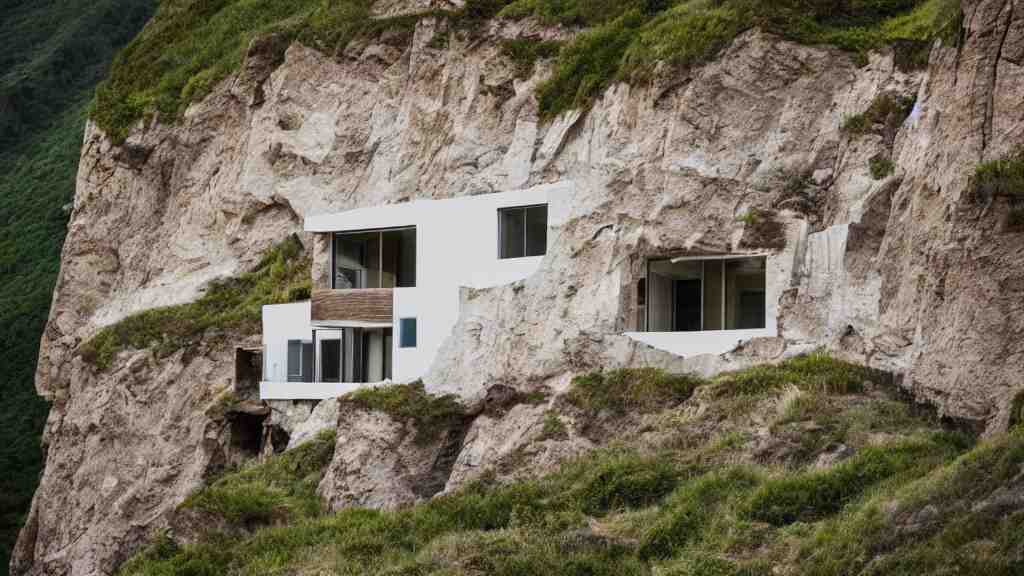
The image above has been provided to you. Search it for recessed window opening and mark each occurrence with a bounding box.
[332,227,416,289]
[499,204,548,259]
[400,318,417,348]
[645,257,766,332]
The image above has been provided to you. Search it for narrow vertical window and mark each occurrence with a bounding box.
[399,318,417,348]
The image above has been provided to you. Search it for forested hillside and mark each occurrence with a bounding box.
[0,2,156,573]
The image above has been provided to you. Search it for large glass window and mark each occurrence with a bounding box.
[645,257,766,332]
[333,227,416,289]
[499,205,548,259]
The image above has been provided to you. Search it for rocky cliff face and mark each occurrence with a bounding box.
[14,0,1024,574]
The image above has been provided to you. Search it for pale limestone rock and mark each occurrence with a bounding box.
[16,1,1024,574]
[316,402,447,511]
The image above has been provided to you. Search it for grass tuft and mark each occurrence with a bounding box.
[713,352,881,397]
[342,381,465,446]
[566,367,703,416]
[80,235,310,370]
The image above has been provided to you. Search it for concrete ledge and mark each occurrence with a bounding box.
[624,329,776,358]
[260,380,379,400]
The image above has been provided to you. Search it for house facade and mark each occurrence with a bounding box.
[259,181,785,400]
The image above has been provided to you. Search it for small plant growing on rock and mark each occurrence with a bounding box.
[841,92,916,139]
[343,381,465,446]
[869,154,895,179]
[566,367,703,417]
[538,410,569,441]
[971,149,1024,201]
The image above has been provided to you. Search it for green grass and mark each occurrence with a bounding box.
[342,381,465,446]
[80,235,310,370]
[972,148,1024,200]
[93,0,962,134]
[533,0,960,118]
[741,432,968,525]
[566,367,703,416]
[712,351,881,397]
[117,356,1024,576]
[179,430,336,527]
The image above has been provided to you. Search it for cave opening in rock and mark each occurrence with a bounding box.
[229,412,266,460]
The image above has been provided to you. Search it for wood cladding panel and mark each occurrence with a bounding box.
[311,289,393,323]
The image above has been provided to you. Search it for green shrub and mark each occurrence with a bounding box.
[620,0,745,82]
[713,352,879,397]
[343,381,464,445]
[181,429,336,526]
[841,92,916,137]
[500,37,563,78]
[971,149,1024,200]
[869,155,895,179]
[566,367,704,416]
[80,235,310,370]
[536,9,648,119]
[742,433,967,525]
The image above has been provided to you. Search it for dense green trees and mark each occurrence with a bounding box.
[0,2,156,573]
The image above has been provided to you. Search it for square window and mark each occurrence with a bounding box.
[399,318,417,348]
[499,205,548,259]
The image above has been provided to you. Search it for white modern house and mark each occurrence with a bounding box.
[258,181,783,400]
[259,182,573,399]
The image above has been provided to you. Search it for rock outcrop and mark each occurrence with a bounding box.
[14,0,1024,574]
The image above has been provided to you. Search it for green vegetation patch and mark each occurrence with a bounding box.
[342,381,465,445]
[742,432,968,525]
[534,0,959,118]
[841,91,916,137]
[118,357,1023,576]
[566,367,703,416]
[869,154,895,179]
[713,352,881,397]
[92,0,425,143]
[1,2,158,567]
[500,38,563,78]
[181,430,336,527]
[972,148,1024,200]
[81,235,310,370]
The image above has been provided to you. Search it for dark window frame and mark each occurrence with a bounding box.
[399,317,417,349]
[498,204,548,260]
[644,256,767,333]
[330,226,417,289]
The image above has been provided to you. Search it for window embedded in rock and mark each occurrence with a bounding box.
[645,257,767,332]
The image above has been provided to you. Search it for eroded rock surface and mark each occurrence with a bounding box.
[15,0,1024,574]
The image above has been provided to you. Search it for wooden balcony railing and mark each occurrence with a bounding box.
[311,288,393,324]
